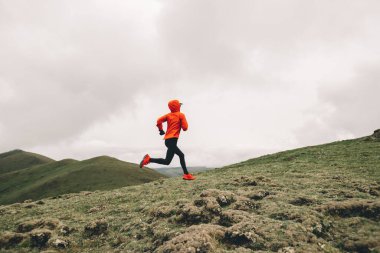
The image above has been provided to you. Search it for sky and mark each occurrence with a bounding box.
[0,0,379,168]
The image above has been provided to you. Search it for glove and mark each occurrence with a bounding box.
[159,130,165,136]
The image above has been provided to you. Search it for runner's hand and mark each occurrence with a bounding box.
[159,130,165,136]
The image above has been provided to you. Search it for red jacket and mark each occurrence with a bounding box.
[157,100,188,140]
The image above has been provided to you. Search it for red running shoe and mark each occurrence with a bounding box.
[139,154,150,168]
[183,173,195,180]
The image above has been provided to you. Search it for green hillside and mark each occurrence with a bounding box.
[0,150,54,175]
[0,133,379,252]
[0,155,167,205]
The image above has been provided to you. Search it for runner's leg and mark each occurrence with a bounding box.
[170,139,189,174]
[149,139,175,165]
[174,147,189,174]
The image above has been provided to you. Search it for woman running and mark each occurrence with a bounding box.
[139,99,195,180]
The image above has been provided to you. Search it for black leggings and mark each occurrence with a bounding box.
[150,138,189,174]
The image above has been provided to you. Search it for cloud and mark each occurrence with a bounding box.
[295,65,380,146]
[157,0,380,85]
[0,0,165,149]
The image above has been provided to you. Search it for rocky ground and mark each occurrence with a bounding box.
[0,135,379,252]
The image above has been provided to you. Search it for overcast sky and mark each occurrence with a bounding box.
[1,0,379,168]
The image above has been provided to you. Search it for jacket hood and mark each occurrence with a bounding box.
[168,99,181,112]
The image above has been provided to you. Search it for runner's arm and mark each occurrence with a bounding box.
[180,113,188,131]
[156,114,167,131]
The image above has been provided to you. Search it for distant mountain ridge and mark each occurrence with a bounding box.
[0,149,54,175]
[0,150,167,205]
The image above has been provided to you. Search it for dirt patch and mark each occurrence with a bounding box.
[29,229,52,248]
[355,184,380,197]
[17,218,62,233]
[87,205,106,213]
[317,199,380,220]
[83,219,108,237]
[351,181,380,196]
[23,203,38,209]
[194,197,221,214]
[269,211,304,223]
[120,220,152,241]
[342,239,380,253]
[2,218,72,250]
[0,232,25,249]
[175,203,213,224]
[269,208,331,239]
[246,190,273,201]
[155,224,225,253]
[223,217,315,251]
[150,205,176,218]
[233,176,258,186]
[289,196,315,206]
[176,190,259,218]
[219,210,251,227]
[175,190,237,224]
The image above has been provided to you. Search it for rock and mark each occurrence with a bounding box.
[83,219,108,237]
[50,238,69,249]
[30,229,52,248]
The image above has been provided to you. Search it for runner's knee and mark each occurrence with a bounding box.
[164,157,174,165]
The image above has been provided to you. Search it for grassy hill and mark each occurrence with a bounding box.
[155,166,213,177]
[0,150,54,175]
[0,134,379,252]
[0,154,167,205]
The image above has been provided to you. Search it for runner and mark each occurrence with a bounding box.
[140,99,195,180]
